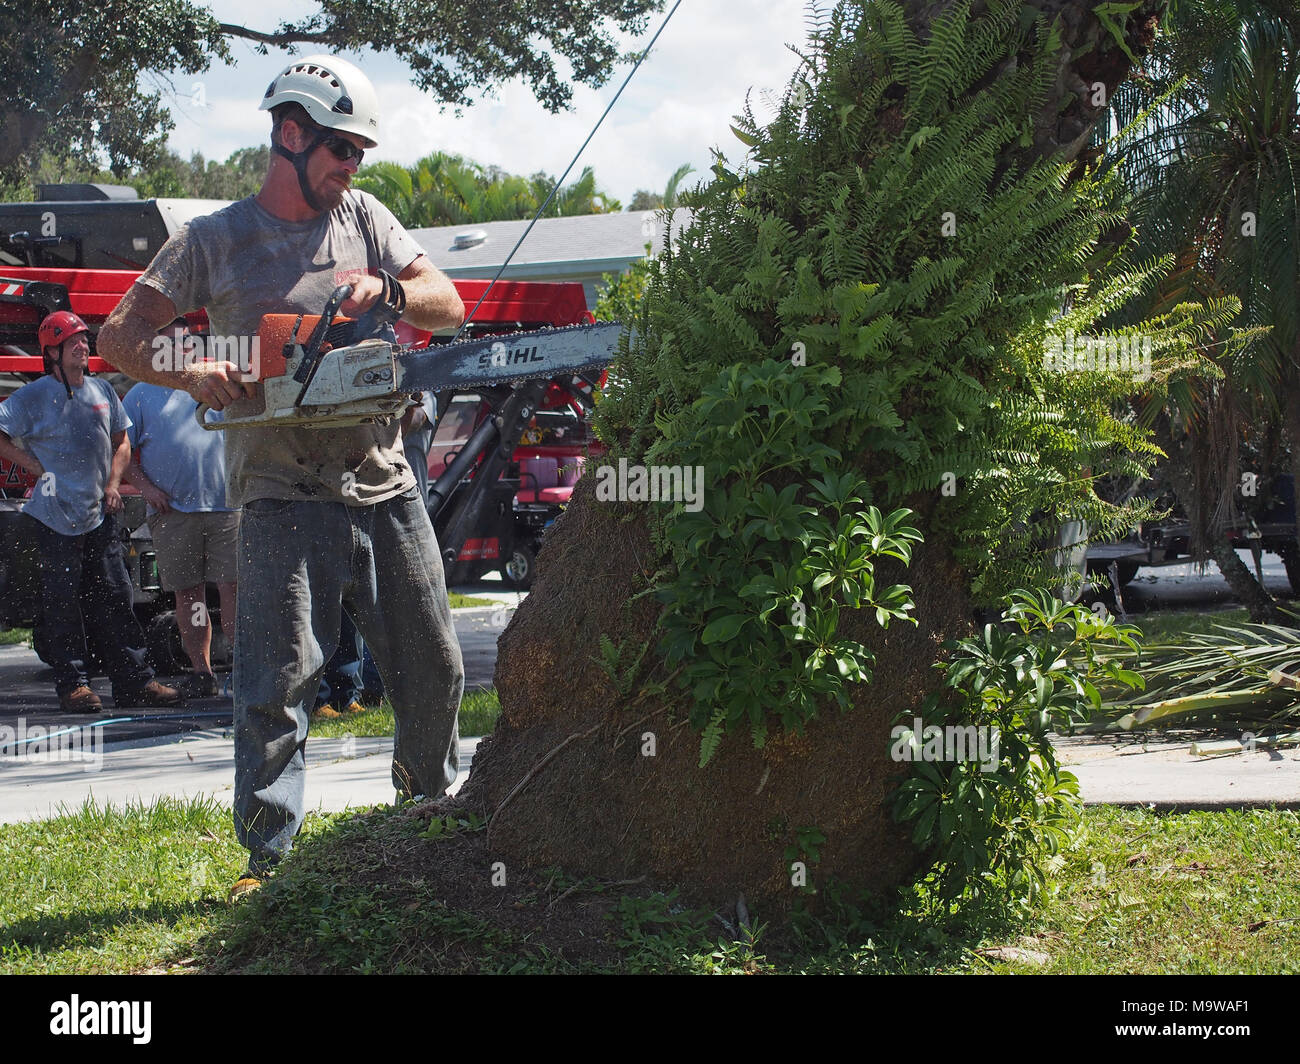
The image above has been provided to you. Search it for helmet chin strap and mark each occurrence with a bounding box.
[49,344,73,400]
[274,128,332,213]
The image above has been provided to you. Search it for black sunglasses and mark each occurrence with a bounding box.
[311,130,365,165]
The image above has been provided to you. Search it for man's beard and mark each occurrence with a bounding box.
[315,176,349,212]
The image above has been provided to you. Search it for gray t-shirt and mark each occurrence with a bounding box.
[135,190,421,507]
[0,374,129,535]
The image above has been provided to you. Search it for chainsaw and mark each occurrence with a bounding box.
[196,271,620,429]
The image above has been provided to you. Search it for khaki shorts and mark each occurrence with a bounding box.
[148,509,240,591]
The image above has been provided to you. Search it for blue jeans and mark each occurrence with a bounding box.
[232,487,464,873]
[28,514,154,699]
[316,609,363,709]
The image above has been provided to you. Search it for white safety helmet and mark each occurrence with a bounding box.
[260,54,380,148]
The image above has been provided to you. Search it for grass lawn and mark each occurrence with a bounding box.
[448,593,497,609]
[0,627,32,646]
[5,601,1293,975]
[309,687,500,739]
[2,801,1296,974]
[1125,607,1251,645]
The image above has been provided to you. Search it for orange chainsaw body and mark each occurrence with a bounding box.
[255,313,352,381]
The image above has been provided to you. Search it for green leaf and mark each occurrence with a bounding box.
[701,614,748,645]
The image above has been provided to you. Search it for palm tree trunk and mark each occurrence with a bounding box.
[1157,418,1287,623]
[1284,350,1300,589]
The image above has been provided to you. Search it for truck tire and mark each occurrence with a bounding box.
[1087,560,1139,590]
[501,544,535,591]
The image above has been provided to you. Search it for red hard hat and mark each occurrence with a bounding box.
[38,311,89,351]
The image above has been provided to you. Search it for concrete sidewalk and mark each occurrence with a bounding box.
[0,727,481,823]
[1058,733,1300,810]
[4,726,1299,825]
[0,596,516,823]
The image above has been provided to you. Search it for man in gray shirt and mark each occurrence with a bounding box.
[99,55,466,901]
[0,311,182,712]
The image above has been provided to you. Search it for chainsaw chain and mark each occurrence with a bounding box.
[415,322,616,391]
[432,362,611,391]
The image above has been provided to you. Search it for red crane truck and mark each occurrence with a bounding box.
[0,190,606,668]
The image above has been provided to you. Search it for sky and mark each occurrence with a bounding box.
[155,0,812,206]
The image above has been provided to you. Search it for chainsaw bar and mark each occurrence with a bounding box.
[396,322,621,393]
[196,322,621,429]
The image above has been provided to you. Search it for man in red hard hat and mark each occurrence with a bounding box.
[0,311,182,712]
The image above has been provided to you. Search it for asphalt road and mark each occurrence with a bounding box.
[1085,548,1297,616]
[0,585,523,745]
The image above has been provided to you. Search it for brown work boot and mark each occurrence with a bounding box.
[115,680,184,709]
[58,685,103,713]
[228,874,263,904]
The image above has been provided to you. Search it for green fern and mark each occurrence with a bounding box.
[590,0,1216,763]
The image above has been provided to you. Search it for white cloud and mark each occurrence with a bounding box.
[161,0,812,203]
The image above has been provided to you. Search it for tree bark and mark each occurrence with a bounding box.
[908,0,1162,174]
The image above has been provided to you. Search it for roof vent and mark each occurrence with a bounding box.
[453,229,488,250]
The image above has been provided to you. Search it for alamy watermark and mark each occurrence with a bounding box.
[50,995,150,1044]
[594,458,704,512]
[151,333,260,377]
[1043,330,1151,383]
[0,717,103,772]
[889,718,1000,774]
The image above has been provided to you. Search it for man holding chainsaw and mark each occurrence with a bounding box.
[98,55,466,899]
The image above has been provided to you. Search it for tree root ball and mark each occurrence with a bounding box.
[455,476,975,916]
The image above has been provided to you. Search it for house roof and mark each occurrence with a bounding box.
[411,210,692,276]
